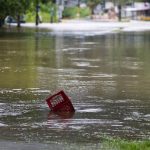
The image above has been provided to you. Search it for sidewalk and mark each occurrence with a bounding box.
[10,20,150,33]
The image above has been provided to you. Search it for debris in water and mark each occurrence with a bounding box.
[46,90,75,112]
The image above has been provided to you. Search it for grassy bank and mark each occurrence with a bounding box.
[102,138,150,150]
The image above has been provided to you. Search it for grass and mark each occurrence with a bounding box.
[102,138,150,150]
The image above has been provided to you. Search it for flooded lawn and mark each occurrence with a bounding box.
[0,28,150,149]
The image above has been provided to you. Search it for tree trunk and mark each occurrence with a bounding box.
[91,7,95,19]
[36,11,39,26]
[36,0,40,26]
[0,19,4,27]
[92,8,95,15]
[118,5,122,22]
[17,15,21,28]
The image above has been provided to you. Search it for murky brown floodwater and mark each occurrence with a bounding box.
[0,27,150,149]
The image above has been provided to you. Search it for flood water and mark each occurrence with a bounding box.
[0,27,150,149]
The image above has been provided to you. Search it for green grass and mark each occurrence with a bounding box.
[102,138,150,150]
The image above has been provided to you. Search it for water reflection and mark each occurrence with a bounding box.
[48,111,75,119]
[0,28,150,146]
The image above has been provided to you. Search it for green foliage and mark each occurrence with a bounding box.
[63,7,79,19]
[63,6,91,19]
[0,0,7,19]
[6,0,29,16]
[0,0,31,26]
[25,12,35,22]
[40,2,51,13]
[85,0,102,14]
[86,0,101,8]
[26,1,58,22]
[80,7,91,18]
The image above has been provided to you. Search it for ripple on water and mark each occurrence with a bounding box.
[77,108,103,113]
[0,122,8,127]
[43,118,123,130]
[81,42,97,45]
[143,114,150,121]
[73,62,91,67]
[62,47,90,52]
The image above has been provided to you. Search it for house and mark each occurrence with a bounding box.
[125,2,150,19]
[55,1,150,21]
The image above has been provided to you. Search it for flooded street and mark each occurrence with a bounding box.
[0,28,150,149]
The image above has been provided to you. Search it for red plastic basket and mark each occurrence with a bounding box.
[46,90,75,112]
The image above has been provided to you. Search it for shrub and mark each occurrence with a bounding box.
[25,11,35,22]
[63,7,79,19]
[25,2,58,23]
[63,6,91,19]
[80,7,91,18]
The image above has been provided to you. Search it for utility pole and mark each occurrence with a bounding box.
[78,0,80,7]
[118,4,122,21]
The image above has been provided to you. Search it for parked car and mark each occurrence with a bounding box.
[5,16,26,24]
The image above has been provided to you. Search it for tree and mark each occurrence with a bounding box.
[0,0,9,26]
[33,0,55,25]
[35,0,40,25]
[0,0,30,27]
[86,0,102,15]
[9,0,30,27]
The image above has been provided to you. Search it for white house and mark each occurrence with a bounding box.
[125,2,150,19]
